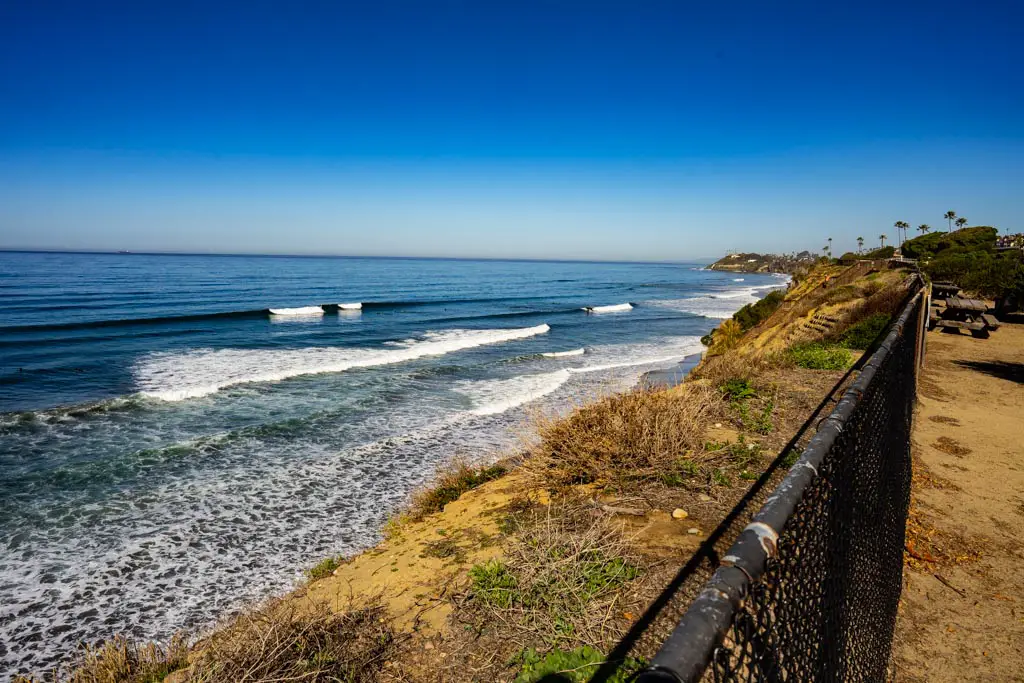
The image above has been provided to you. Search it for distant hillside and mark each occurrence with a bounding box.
[708,251,816,274]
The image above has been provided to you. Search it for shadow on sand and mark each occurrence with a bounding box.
[953,359,1024,385]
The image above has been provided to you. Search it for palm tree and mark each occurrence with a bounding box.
[857,236,864,253]
[879,234,887,248]
[956,217,967,231]
[894,221,909,246]
[918,224,931,234]
[944,210,957,232]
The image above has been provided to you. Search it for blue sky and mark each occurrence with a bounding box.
[1,0,1021,260]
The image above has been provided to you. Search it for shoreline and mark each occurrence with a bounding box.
[639,352,704,389]
[5,277,785,679]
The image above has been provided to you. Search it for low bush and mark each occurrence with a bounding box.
[720,378,755,401]
[837,313,891,350]
[470,506,640,644]
[787,343,852,370]
[531,385,712,488]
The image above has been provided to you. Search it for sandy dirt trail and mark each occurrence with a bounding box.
[893,321,1024,682]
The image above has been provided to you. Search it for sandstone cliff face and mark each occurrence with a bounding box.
[708,251,815,274]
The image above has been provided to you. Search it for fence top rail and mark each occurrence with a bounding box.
[638,275,924,683]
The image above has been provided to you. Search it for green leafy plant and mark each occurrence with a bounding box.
[306,555,343,581]
[513,646,644,683]
[469,560,519,609]
[787,343,852,370]
[751,399,774,435]
[720,378,756,401]
[838,313,891,350]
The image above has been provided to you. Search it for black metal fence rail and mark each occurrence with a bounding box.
[637,283,925,683]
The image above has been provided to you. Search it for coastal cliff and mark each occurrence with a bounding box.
[708,251,815,274]
[37,261,918,683]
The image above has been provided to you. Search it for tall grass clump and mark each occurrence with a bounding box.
[408,460,508,520]
[20,600,395,683]
[13,636,190,683]
[530,386,712,488]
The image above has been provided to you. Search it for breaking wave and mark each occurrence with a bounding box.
[134,325,551,401]
[583,302,633,313]
[541,348,585,358]
[456,370,572,416]
[268,306,325,316]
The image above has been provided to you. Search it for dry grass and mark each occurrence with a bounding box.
[527,385,713,489]
[191,599,395,682]
[467,503,640,647]
[14,636,190,683]
[25,600,397,683]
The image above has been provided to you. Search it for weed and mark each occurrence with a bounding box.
[306,555,344,581]
[421,537,463,560]
[472,505,640,644]
[720,378,756,401]
[739,469,760,481]
[781,448,800,468]
[712,468,732,487]
[469,560,519,609]
[752,398,774,435]
[787,343,852,370]
[513,646,644,683]
[659,457,701,486]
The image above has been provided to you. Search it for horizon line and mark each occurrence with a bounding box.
[0,247,721,266]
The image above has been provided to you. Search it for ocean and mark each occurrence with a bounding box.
[0,251,786,676]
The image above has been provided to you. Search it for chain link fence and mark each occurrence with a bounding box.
[636,282,925,683]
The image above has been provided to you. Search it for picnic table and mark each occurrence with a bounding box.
[929,292,999,338]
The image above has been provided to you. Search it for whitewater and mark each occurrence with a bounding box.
[0,252,787,678]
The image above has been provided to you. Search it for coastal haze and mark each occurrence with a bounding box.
[0,251,785,674]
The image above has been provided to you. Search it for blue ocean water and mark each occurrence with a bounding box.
[0,251,785,676]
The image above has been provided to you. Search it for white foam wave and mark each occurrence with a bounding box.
[136,324,551,401]
[269,306,324,316]
[646,282,787,319]
[569,355,688,374]
[337,302,362,310]
[541,348,585,358]
[733,278,745,281]
[456,370,571,416]
[583,302,633,313]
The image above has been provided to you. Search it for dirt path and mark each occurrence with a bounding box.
[893,321,1024,682]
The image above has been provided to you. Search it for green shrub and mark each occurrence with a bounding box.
[787,343,852,370]
[720,378,755,401]
[862,246,895,259]
[732,290,786,331]
[306,555,343,581]
[513,646,644,683]
[469,560,519,609]
[901,226,997,260]
[838,313,891,350]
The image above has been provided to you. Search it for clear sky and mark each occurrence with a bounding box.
[1,0,1021,261]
